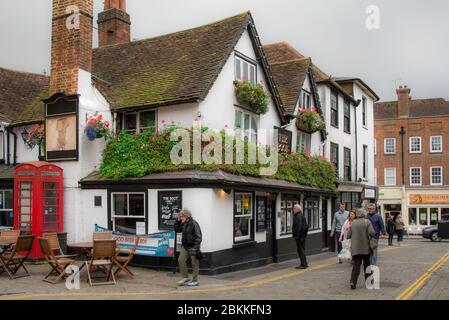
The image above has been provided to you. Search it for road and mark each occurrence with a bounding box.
[0,239,448,300]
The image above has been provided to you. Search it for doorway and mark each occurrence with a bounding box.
[322,198,328,248]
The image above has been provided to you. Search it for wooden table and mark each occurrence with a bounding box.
[67,242,94,272]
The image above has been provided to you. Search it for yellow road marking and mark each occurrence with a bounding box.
[395,251,449,300]
[2,245,405,300]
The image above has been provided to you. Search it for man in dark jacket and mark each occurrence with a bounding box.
[174,209,202,287]
[386,215,396,246]
[367,203,385,265]
[292,204,309,269]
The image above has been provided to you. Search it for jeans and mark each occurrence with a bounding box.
[295,237,308,267]
[350,254,371,286]
[335,231,342,253]
[388,233,394,245]
[178,246,199,282]
[370,246,378,265]
[397,229,404,242]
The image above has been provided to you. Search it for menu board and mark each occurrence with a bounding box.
[256,197,267,232]
[158,191,182,230]
[275,126,292,153]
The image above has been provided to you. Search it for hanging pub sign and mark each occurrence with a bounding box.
[158,191,182,230]
[44,93,79,161]
[256,196,267,232]
[274,126,292,153]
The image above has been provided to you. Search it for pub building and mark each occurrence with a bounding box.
[0,0,337,273]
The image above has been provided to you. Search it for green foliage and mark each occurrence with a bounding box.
[234,80,269,115]
[100,128,336,192]
[296,108,325,134]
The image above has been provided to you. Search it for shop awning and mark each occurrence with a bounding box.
[337,182,364,193]
[80,169,336,196]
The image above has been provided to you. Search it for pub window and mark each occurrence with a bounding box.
[111,192,145,235]
[304,199,320,231]
[121,110,156,134]
[0,190,13,227]
[330,91,339,127]
[344,148,351,182]
[234,193,253,242]
[330,143,339,178]
[430,167,443,186]
[343,100,350,133]
[280,196,300,235]
[235,109,258,143]
[296,131,311,153]
[235,54,257,85]
[302,90,312,110]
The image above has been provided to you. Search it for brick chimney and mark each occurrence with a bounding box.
[49,0,93,95]
[98,0,131,47]
[397,85,412,118]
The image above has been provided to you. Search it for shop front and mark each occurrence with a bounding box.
[407,191,449,228]
[80,170,334,274]
[378,187,403,223]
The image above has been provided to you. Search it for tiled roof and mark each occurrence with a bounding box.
[265,58,311,114]
[92,12,251,111]
[374,98,449,119]
[0,67,49,124]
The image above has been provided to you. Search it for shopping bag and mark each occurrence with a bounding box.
[338,239,352,261]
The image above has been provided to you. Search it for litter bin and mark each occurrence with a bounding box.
[57,232,68,254]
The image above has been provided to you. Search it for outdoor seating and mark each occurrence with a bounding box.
[114,236,139,278]
[86,239,117,286]
[0,230,20,254]
[43,232,77,259]
[93,231,113,240]
[38,237,76,284]
[0,235,34,279]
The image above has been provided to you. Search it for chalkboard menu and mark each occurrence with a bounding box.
[256,197,267,232]
[275,126,292,153]
[158,191,182,230]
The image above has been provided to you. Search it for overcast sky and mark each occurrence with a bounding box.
[1,0,448,101]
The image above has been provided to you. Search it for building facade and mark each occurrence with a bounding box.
[375,86,449,232]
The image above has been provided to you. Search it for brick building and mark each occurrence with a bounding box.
[374,86,449,232]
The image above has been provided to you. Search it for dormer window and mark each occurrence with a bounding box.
[235,53,257,85]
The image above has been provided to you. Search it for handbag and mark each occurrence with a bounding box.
[365,220,378,251]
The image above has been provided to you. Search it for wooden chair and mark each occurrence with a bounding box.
[38,237,76,284]
[86,239,117,286]
[0,230,20,254]
[0,235,34,279]
[42,232,77,259]
[114,236,139,278]
[93,232,113,240]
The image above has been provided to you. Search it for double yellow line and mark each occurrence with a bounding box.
[395,251,449,300]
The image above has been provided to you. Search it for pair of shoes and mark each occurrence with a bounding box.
[177,278,191,286]
[350,283,356,290]
[186,281,200,287]
[296,265,308,269]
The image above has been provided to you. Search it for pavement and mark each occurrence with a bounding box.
[0,238,448,300]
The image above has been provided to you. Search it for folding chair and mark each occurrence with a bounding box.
[42,232,77,259]
[114,236,139,278]
[0,235,34,279]
[0,230,20,254]
[86,239,117,286]
[38,237,76,284]
[93,232,113,240]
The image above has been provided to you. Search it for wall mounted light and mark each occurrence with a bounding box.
[223,189,232,195]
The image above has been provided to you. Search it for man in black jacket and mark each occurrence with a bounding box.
[174,209,202,287]
[292,204,309,269]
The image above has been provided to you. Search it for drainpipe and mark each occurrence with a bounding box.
[399,126,406,185]
[5,125,17,166]
[10,129,17,165]
[5,126,10,166]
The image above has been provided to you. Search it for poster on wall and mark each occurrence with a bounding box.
[256,197,267,232]
[95,224,175,257]
[44,93,79,161]
[158,191,182,230]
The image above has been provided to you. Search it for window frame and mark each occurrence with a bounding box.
[234,108,258,143]
[234,53,257,85]
[280,195,300,236]
[110,192,146,235]
[0,131,4,161]
[304,198,320,231]
[384,138,396,155]
[120,110,157,134]
[409,137,422,154]
[362,97,368,127]
[343,100,351,133]
[363,145,368,178]
[296,131,311,153]
[343,147,352,182]
[430,136,443,153]
[302,90,312,110]
[0,189,13,227]
[430,166,443,186]
[234,192,255,243]
[330,91,339,128]
[330,142,339,178]
[410,167,422,186]
[384,168,397,186]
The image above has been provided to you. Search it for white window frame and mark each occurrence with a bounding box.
[384,168,396,186]
[296,131,311,153]
[430,136,442,153]
[410,167,422,186]
[234,108,258,143]
[234,192,254,242]
[384,138,396,154]
[0,131,4,160]
[122,110,157,134]
[362,97,368,128]
[430,167,443,186]
[302,90,312,110]
[409,137,422,154]
[235,54,257,85]
[111,192,146,219]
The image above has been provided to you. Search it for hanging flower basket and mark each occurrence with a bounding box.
[84,114,111,141]
[234,80,269,115]
[296,108,325,134]
[24,124,45,150]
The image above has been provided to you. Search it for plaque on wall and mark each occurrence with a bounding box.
[274,126,292,153]
[44,93,79,161]
[158,191,183,230]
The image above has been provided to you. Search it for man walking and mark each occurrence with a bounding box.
[292,204,309,269]
[366,203,385,265]
[330,202,349,263]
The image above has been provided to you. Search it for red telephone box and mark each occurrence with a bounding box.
[14,162,63,258]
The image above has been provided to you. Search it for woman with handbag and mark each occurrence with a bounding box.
[347,208,376,290]
[338,210,356,263]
